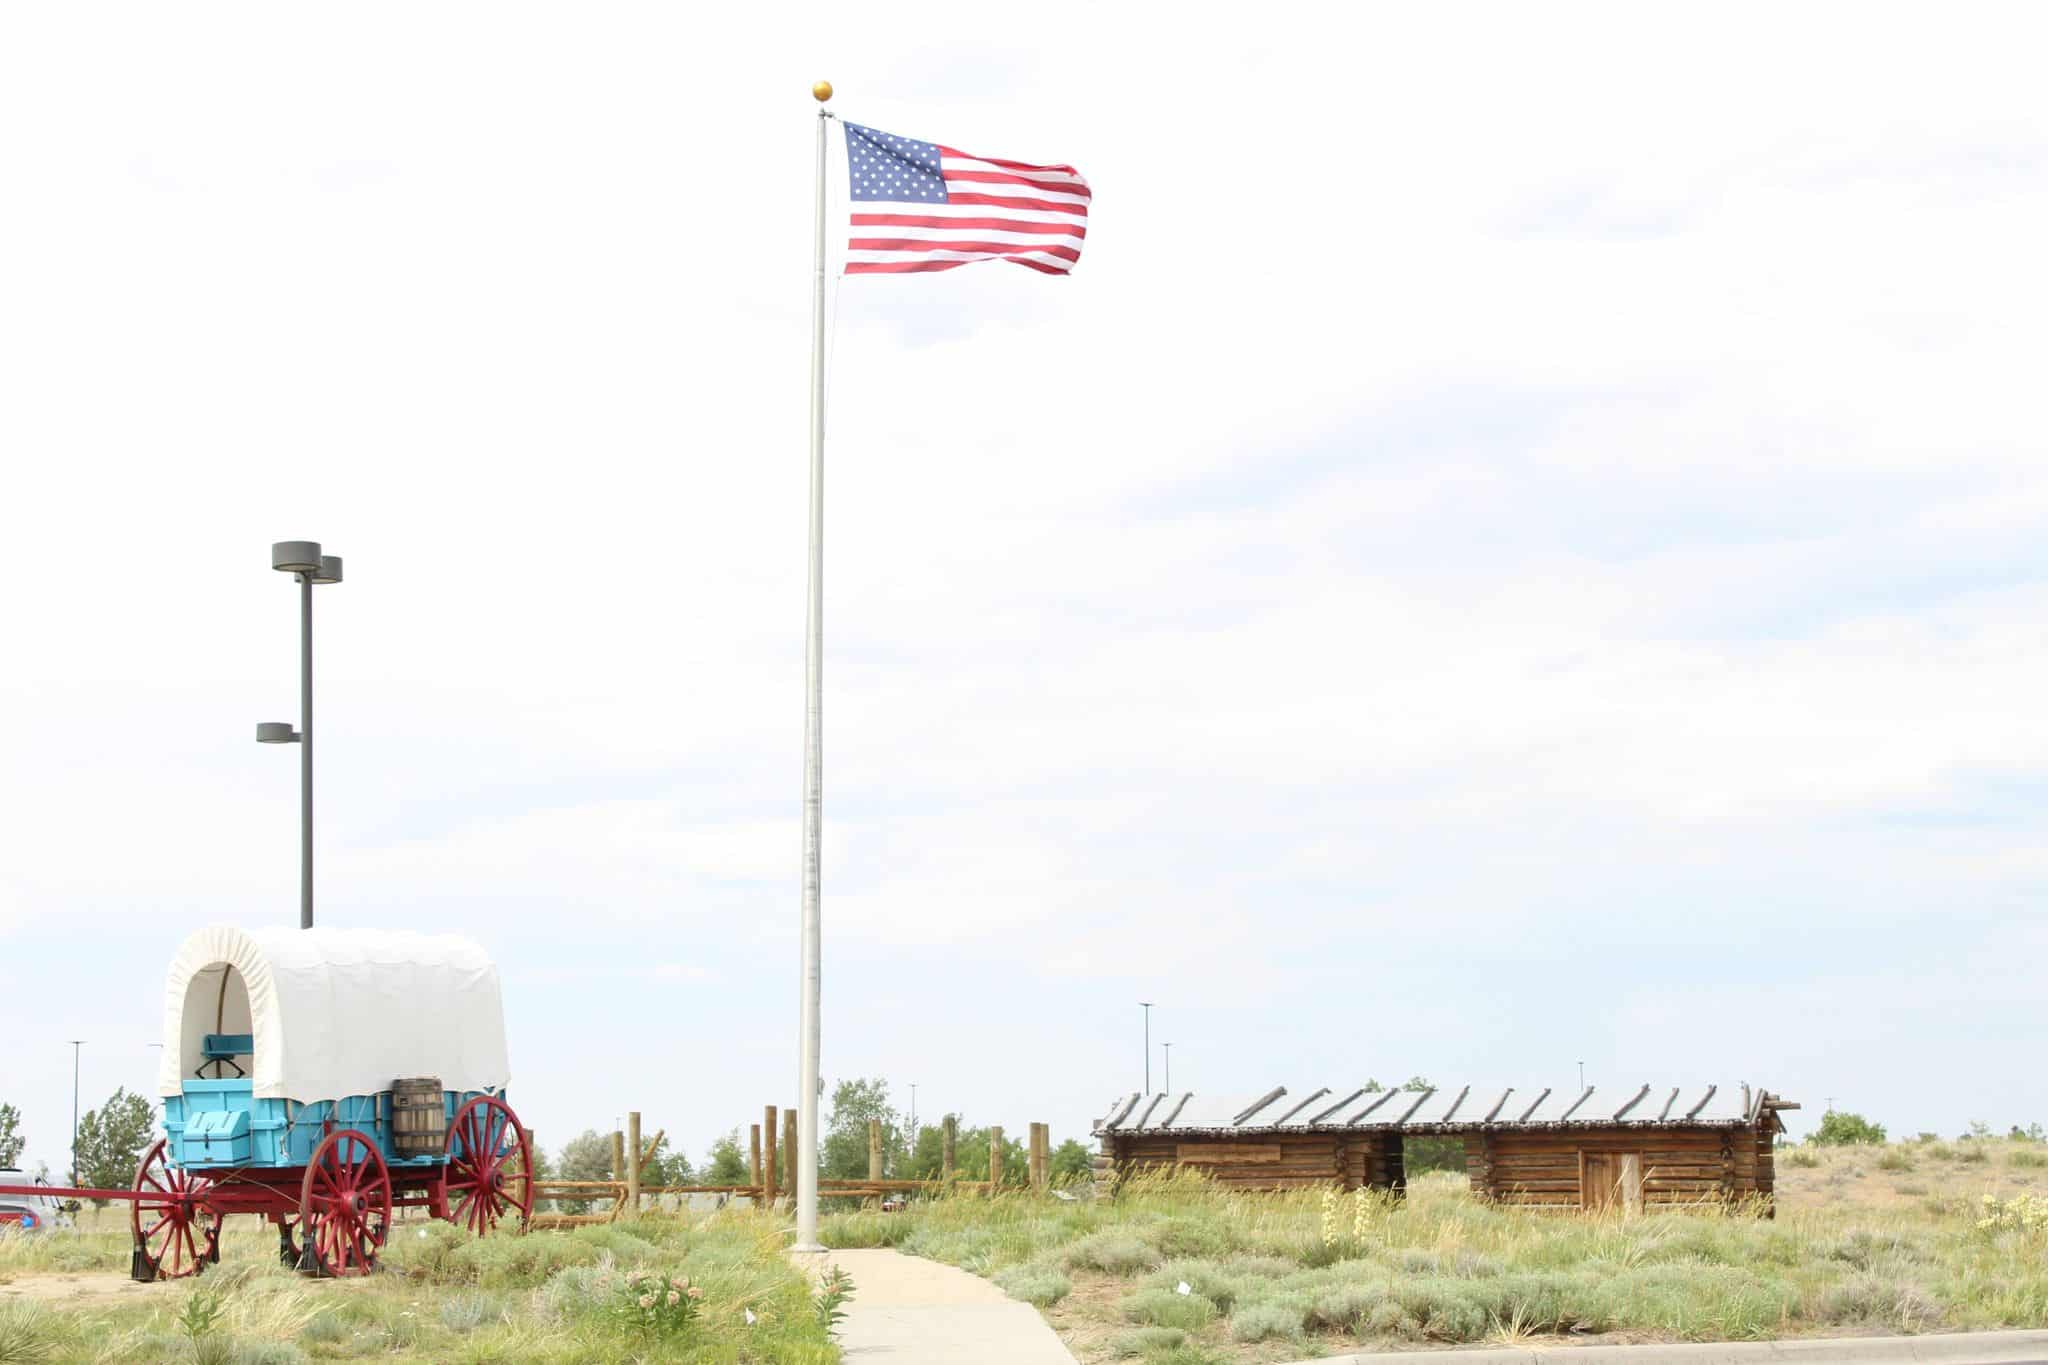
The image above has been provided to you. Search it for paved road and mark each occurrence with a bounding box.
[815,1248,1078,1364]
[1279,1333,2048,1365]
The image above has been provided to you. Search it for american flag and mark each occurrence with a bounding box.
[842,121,1089,276]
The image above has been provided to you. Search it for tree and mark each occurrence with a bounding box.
[902,1116,1027,1187]
[642,1135,693,1187]
[524,1141,557,1213]
[1050,1138,1093,1184]
[1810,1111,1886,1146]
[74,1088,154,1191]
[555,1129,613,1214]
[703,1129,749,1184]
[0,1102,23,1168]
[822,1078,906,1179]
[1393,1077,1464,1176]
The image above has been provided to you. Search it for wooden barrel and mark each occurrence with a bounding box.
[391,1077,446,1158]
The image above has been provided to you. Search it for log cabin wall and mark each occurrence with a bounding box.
[1112,1130,1346,1189]
[1113,1130,1410,1195]
[1466,1126,1768,1211]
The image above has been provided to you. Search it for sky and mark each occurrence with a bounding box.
[3,3,2047,1177]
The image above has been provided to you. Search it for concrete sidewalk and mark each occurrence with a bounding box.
[817,1248,1078,1363]
[1278,1329,2048,1365]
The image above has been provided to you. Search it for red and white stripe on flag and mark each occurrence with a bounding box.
[843,122,1088,276]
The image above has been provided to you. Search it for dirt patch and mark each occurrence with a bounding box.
[0,1271,165,1307]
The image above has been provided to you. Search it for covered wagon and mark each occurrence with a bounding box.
[129,925,532,1279]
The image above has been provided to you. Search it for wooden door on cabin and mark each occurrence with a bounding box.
[1580,1152,1643,1214]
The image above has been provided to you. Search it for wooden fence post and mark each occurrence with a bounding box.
[942,1115,957,1180]
[989,1125,1005,1191]
[764,1106,779,1206]
[1029,1122,1047,1190]
[611,1130,625,1185]
[750,1124,763,1197]
[626,1112,642,1217]
[784,1107,798,1199]
[868,1119,883,1182]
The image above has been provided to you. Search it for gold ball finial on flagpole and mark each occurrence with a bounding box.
[812,80,833,103]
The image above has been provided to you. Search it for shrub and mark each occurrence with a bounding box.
[2012,1148,2048,1169]
[1229,1298,1306,1342]
[1783,1147,1821,1169]
[1423,1301,1490,1342]
[1366,1299,1420,1336]
[1816,1274,1942,1330]
[1226,1254,1297,1280]
[611,1268,704,1338]
[1876,1149,1915,1172]
[1143,1345,1226,1365]
[1146,1260,1246,1311]
[226,1345,309,1365]
[1109,1326,1184,1357]
[1924,1143,1956,1162]
[534,1264,617,1322]
[995,1264,1072,1307]
[437,1292,499,1334]
[1122,1287,1218,1331]
[1811,1112,1887,1146]
[1066,1233,1161,1275]
[1308,1282,1390,1332]
[0,1304,51,1365]
[1956,1145,1989,1166]
[297,1312,350,1347]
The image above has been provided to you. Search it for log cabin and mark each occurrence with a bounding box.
[1092,1083,1798,1215]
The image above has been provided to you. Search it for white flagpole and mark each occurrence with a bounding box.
[794,79,832,1254]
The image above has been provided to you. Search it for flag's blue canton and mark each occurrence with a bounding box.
[845,122,947,204]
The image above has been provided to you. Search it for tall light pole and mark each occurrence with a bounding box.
[1163,1043,1172,1094]
[909,1084,918,1137]
[1578,1061,1585,1091]
[258,541,342,930]
[67,1041,83,1185]
[1139,1002,1153,1092]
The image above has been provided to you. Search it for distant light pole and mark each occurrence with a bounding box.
[909,1084,918,1136]
[1163,1043,1172,1094]
[1139,1002,1153,1092]
[1578,1061,1585,1091]
[257,541,343,930]
[67,1041,84,1184]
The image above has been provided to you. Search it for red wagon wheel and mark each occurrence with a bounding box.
[300,1129,391,1277]
[131,1138,217,1281]
[441,1096,532,1236]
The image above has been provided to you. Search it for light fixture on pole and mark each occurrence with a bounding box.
[1163,1042,1172,1094]
[67,1041,84,1185]
[1140,1002,1153,1093]
[259,541,342,931]
[1577,1061,1585,1091]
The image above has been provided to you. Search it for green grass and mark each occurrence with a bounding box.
[818,1140,2048,1361]
[0,1206,836,1363]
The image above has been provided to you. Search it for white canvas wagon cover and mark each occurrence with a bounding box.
[156,925,511,1102]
